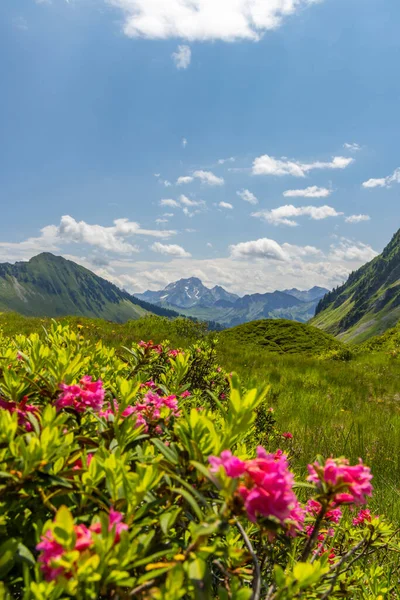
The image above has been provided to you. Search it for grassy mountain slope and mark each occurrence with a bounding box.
[312,229,400,343]
[219,319,343,355]
[0,253,179,323]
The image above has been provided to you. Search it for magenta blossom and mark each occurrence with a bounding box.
[282,432,293,439]
[0,396,38,431]
[90,509,128,543]
[180,390,191,398]
[57,376,105,414]
[138,340,163,354]
[72,453,94,471]
[307,457,373,506]
[353,508,374,526]
[209,450,247,478]
[36,524,93,582]
[209,447,303,533]
[305,499,342,524]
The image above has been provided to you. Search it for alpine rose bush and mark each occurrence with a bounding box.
[0,322,396,600]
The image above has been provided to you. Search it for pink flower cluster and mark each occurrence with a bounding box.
[352,508,374,526]
[305,499,342,524]
[57,376,105,413]
[209,447,303,532]
[138,340,163,354]
[100,392,180,433]
[36,509,128,582]
[0,396,38,431]
[307,457,373,506]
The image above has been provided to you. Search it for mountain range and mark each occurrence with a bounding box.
[0,253,179,322]
[136,278,329,327]
[312,228,400,343]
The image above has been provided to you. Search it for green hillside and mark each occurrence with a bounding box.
[312,228,400,343]
[219,318,343,355]
[0,253,179,323]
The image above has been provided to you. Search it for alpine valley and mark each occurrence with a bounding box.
[136,278,329,327]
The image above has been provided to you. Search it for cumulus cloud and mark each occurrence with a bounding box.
[193,170,224,186]
[229,238,289,261]
[177,176,194,185]
[329,240,378,262]
[219,201,233,209]
[151,242,191,258]
[252,204,343,227]
[177,171,224,186]
[182,137,188,148]
[253,154,354,177]
[172,45,191,69]
[344,142,361,152]
[237,189,258,205]
[345,214,371,224]
[179,194,204,207]
[107,0,324,42]
[283,186,332,198]
[160,199,180,208]
[362,167,400,189]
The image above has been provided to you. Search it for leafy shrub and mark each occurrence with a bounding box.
[0,322,398,599]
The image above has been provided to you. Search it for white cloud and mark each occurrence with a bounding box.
[172,45,192,69]
[207,242,213,248]
[343,142,361,152]
[283,186,332,198]
[155,218,169,224]
[108,0,325,42]
[218,157,235,165]
[163,180,172,187]
[253,154,354,177]
[329,240,377,262]
[177,176,194,185]
[182,137,188,148]
[160,199,180,208]
[179,194,204,207]
[177,170,224,186]
[230,238,289,261]
[163,212,174,217]
[219,201,233,209]
[282,243,323,257]
[252,204,343,227]
[362,167,400,189]
[237,189,258,205]
[193,170,224,186]
[151,242,191,258]
[345,214,371,224]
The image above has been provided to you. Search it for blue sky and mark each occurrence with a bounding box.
[1,0,399,294]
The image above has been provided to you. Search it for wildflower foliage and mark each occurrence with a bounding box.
[0,323,396,598]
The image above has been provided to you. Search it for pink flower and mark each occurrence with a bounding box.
[0,396,38,431]
[305,499,342,524]
[90,509,128,543]
[353,509,373,526]
[36,524,93,582]
[216,367,222,373]
[72,453,94,471]
[240,447,303,529]
[140,380,157,390]
[168,349,180,358]
[282,432,293,439]
[36,530,65,581]
[57,376,105,414]
[209,450,247,478]
[307,457,373,506]
[138,341,163,354]
[180,391,191,398]
[209,447,303,533]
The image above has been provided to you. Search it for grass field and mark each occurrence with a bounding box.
[2,311,400,522]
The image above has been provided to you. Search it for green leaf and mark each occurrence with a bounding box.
[172,487,203,521]
[0,539,18,578]
[151,438,179,465]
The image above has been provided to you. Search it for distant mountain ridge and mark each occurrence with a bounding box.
[0,253,179,322]
[137,278,329,327]
[312,228,400,343]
